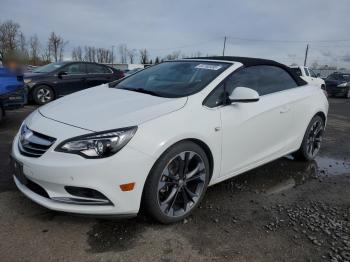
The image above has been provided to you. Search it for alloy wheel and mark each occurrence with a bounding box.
[306,120,324,158]
[157,151,206,217]
[37,88,52,103]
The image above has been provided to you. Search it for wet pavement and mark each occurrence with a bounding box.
[0,98,349,261]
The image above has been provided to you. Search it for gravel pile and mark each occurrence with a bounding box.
[265,201,350,261]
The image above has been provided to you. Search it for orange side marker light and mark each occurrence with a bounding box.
[120,182,135,191]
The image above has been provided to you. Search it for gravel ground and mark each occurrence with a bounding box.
[0,98,349,262]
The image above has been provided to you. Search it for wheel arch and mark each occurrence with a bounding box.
[155,138,214,181]
[141,137,215,199]
[315,111,326,124]
[30,83,56,100]
[183,138,214,181]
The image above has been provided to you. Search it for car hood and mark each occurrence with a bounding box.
[325,79,345,85]
[39,84,187,131]
[24,72,48,79]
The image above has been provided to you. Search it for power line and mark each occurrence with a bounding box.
[148,37,221,52]
[226,36,350,43]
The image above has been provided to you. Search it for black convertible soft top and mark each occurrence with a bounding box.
[189,56,307,86]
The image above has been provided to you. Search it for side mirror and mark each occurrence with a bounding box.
[229,87,260,103]
[316,73,321,77]
[57,71,67,78]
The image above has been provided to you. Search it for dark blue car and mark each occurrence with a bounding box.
[0,66,26,122]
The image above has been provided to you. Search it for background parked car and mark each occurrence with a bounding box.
[324,72,350,98]
[124,68,142,77]
[24,61,124,105]
[290,66,326,90]
[0,66,26,122]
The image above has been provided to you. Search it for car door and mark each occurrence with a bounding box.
[86,63,113,88]
[219,65,299,178]
[55,63,88,95]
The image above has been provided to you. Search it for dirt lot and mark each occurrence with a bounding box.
[0,98,349,262]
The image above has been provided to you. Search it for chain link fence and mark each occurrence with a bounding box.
[311,69,350,78]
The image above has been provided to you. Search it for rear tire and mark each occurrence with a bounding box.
[294,115,325,161]
[32,85,54,105]
[143,141,210,224]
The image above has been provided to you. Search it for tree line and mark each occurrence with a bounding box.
[0,19,209,66]
[0,20,67,65]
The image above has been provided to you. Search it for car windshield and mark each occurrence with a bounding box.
[111,61,230,98]
[33,62,66,73]
[328,74,350,81]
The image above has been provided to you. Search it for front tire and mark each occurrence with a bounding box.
[294,115,325,161]
[32,85,54,105]
[143,141,210,224]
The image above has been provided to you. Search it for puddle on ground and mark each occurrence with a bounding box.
[315,156,350,175]
[225,155,350,195]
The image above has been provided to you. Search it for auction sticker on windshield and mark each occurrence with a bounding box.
[195,64,222,70]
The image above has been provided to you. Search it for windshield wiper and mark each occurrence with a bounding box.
[119,87,162,97]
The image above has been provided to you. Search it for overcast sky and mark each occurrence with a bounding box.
[2,0,350,67]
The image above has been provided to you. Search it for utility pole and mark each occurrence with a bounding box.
[222,36,227,56]
[304,44,309,66]
[111,45,115,68]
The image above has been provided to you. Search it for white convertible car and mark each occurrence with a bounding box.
[11,57,328,223]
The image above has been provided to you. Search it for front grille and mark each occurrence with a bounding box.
[18,125,56,158]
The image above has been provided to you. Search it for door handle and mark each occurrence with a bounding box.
[280,106,291,114]
[81,77,87,81]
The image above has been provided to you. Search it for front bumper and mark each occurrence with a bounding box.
[326,86,348,96]
[1,87,27,110]
[11,130,155,216]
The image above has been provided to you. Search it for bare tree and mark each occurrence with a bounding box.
[18,32,29,61]
[96,48,112,63]
[72,46,83,61]
[127,49,137,64]
[84,46,96,62]
[48,31,67,62]
[118,44,128,64]
[165,51,181,60]
[29,35,41,65]
[139,48,149,64]
[41,48,51,64]
[0,20,20,62]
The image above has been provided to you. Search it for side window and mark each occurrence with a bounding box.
[64,63,86,75]
[225,65,298,96]
[309,69,317,78]
[87,64,112,74]
[257,66,298,95]
[304,67,310,76]
[203,84,225,108]
[225,67,259,95]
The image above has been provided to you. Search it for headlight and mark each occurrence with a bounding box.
[55,126,137,158]
[337,82,348,87]
[24,79,32,84]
